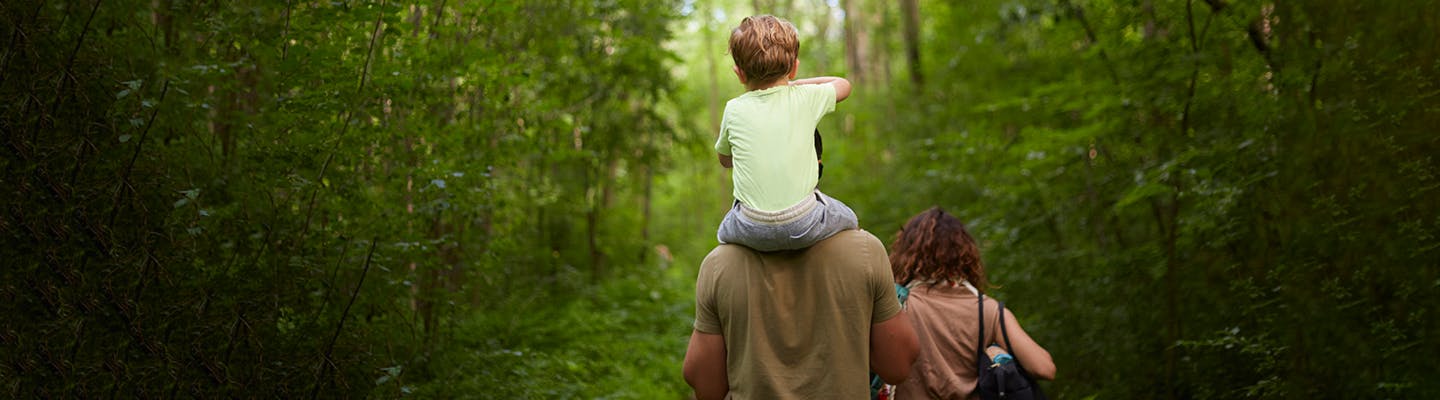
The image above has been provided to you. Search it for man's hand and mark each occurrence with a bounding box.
[718,154,733,169]
[683,330,729,400]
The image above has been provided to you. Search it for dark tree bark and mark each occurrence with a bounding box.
[900,0,923,88]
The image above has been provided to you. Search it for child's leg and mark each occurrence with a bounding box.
[717,201,791,250]
[719,191,858,252]
[716,201,744,244]
[793,190,858,246]
[718,198,825,252]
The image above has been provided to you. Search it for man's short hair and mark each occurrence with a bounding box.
[729,15,799,85]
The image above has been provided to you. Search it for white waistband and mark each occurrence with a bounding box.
[738,191,821,224]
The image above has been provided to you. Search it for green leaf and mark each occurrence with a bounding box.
[1113,183,1169,211]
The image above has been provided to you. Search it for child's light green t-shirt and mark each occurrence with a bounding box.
[715,84,837,212]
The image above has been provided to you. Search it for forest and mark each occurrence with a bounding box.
[2,0,1437,398]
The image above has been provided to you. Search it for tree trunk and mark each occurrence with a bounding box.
[154,0,176,50]
[900,0,923,88]
[813,1,833,74]
[873,2,893,88]
[842,0,867,85]
[586,169,603,279]
[705,0,721,132]
[639,164,653,263]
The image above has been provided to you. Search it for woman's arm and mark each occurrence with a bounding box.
[1001,309,1056,380]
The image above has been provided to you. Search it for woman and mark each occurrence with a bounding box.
[888,207,1055,399]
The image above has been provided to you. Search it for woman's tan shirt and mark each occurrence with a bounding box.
[892,282,1004,400]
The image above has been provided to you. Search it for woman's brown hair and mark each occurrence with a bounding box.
[889,207,989,292]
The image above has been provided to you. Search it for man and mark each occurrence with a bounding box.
[683,229,920,399]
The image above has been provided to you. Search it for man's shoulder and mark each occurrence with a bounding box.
[812,228,887,253]
[704,230,883,266]
[807,230,884,265]
[814,229,882,248]
[703,243,759,264]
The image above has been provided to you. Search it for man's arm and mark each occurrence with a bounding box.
[790,76,852,103]
[717,154,733,169]
[870,310,920,384]
[682,330,729,400]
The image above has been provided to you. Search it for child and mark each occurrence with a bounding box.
[714,15,858,252]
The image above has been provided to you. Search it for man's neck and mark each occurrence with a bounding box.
[745,78,789,92]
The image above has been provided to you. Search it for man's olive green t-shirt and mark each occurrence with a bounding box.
[693,229,902,399]
[714,84,836,212]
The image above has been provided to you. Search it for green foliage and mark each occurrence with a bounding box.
[407,267,692,398]
[796,0,1440,398]
[5,0,1437,398]
[2,0,690,397]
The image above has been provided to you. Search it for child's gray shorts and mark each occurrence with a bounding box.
[717,190,859,252]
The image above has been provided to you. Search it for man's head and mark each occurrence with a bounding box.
[729,15,799,87]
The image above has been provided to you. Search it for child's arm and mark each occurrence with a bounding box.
[790,76,852,103]
[718,154,733,169]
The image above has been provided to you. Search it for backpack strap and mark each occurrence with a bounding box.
[997,300,1019,366]
[995,300,1038,379]
[975,293,987,372]
[980,297,1023,367]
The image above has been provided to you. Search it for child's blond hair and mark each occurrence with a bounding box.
[728,15,799,85]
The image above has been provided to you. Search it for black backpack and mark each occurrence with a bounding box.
[975,294,1047,400]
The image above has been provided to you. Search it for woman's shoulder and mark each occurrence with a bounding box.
[908,283,980,305]
[978,293,1009,313]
